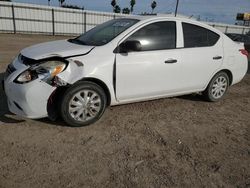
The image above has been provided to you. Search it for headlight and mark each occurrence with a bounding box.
[15,70,34,83]
[35,61,66,77]
[15,60,67,84]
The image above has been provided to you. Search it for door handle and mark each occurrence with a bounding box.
[165,59,177,64]
[213,56,222,60]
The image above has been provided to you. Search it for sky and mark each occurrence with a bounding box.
[13,0,250,24]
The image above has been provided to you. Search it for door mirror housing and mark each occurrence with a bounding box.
[119,40,142,53]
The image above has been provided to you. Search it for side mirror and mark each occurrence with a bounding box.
[119,40,142,53]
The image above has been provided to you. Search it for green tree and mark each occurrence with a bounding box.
[62,4,83,10]
[114,5,121,13]
[130,0,136,13]
[58,0,65,6]
[111,0,116,11]
[151,1,157,13]
[122,7,130,14]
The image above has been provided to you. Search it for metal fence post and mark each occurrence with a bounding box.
[225,26,228,33]
[82,10,84,33]
[84,11,87,33]
[52,9,55,35]
[242,28,245,34]
[11,4,16,34]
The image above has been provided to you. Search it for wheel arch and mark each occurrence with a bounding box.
[207,69,233,88]
[46,77,111,121]
[78,77,111,106]
[218,69,233,86]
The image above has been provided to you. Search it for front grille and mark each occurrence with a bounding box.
[5,64,16,78]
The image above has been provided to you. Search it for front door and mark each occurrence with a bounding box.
[116,21,184,102]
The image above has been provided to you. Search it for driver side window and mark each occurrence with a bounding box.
[126,21,176,51]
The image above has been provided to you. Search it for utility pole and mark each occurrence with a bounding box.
[174,0,179,17]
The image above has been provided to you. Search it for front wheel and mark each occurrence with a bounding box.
[203,72,229,102]
[60,81,107,127]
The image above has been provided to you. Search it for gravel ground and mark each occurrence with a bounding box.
[0,34,249,188]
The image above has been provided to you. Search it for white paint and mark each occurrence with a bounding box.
[3,15,248,120]
[21,39,94,60]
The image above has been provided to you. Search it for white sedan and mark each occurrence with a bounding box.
[3,16,248,127]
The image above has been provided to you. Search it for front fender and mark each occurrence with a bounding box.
[57,59,85,84]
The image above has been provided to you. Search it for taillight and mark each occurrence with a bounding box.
[239,49,249,57]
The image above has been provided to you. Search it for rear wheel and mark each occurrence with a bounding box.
[60,81,107,127]
[203,72,229,102]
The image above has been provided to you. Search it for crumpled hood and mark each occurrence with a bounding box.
[21,39,94,60]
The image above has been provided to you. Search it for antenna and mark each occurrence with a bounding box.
[174,0,179,17]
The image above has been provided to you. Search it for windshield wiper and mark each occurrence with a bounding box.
[68,38,87,45]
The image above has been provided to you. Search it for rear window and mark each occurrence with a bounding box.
[182,23,220,48]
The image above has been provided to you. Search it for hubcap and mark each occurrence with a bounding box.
[211,76,227,99]
[69,89,101,122]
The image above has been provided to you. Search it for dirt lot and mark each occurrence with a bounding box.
[0,34,249,188]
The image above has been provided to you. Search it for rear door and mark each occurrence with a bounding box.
[178,22,223,91]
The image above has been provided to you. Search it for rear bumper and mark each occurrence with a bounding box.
[231,58,248,85]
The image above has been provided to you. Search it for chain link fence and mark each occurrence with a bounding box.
[0,1,249,36]
[0,2,128,36]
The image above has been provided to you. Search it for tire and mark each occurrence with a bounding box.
[203,72,229,102]
[60,81,107,127]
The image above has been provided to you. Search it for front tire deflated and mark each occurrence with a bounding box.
[60,81,107,127]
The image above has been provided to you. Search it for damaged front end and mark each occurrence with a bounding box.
[13,54,86,120]
[46,58,86,120]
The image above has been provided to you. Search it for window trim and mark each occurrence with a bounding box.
[116,20,177,53]
[181,22,220,49]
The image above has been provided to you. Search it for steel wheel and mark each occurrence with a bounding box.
[69,90,101,122]
[211,76,228,99]
[60,81,107,127]
[203,71,229,102]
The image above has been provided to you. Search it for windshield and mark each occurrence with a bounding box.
[69,18,139,46]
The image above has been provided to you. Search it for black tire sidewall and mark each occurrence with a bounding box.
[60,81,107,127]
[206,72,229,102]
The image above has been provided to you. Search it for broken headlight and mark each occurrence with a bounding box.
[14,60,67,84]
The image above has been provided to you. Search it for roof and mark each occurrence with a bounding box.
[122,14,202,26]
[118,14,226,36]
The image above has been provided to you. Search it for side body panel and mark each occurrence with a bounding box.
[115,49,183,101]
[58,46,118,105]
[221,36,248,85]
[176,40,224,91]
[115,20,184,102]
[53,18,248,107]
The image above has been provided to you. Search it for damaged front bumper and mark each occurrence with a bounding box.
[3,58,60,119]
[5,77,56,119]
[4,58,56,118]
[4,55,85,119]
